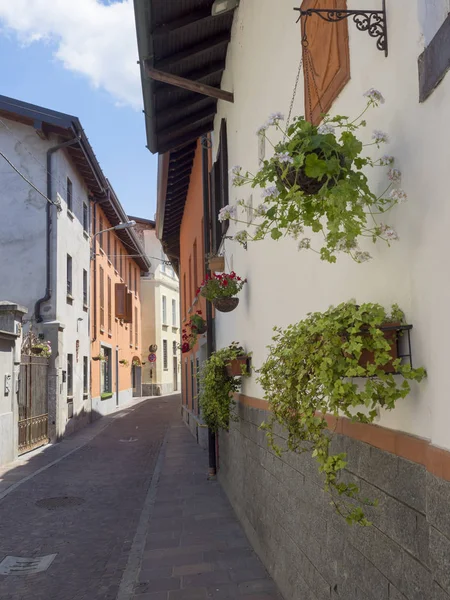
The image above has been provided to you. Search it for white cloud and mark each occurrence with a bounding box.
[0,0,142,109]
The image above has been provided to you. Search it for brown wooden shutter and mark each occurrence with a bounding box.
[124,291,133,324]
[115,283,127,319]
[301,0,350,125]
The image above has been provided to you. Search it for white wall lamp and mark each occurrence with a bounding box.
[90,220,136,260]
[212,0,239,17]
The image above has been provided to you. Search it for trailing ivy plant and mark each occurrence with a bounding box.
[198,342,250,432]
[220,89,407,263]
[257,301,426,525]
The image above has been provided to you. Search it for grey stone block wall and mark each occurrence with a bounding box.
[181,405,208,450]
[218,403,450,600]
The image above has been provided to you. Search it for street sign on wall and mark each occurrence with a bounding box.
[148,353,157,363]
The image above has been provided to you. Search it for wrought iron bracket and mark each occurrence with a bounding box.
[295,0,388,57]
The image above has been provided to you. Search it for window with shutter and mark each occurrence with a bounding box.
[301,0,350,125]
[210,120,230,252]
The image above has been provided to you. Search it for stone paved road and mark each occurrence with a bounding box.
[0,396,178,600]
[0,395,282,600]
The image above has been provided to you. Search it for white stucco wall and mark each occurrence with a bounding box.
[212,0,450,450]
[0,118,91,437]
[418,0,450,43]
[0,119,50,314]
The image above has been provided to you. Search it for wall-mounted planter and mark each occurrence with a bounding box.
[31,346,43,355]
[208,256,225,272]
[226,356,251,378]
[344,323,413,374]
[212,297,239,313]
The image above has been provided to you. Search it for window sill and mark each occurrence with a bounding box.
[67,395,73,402]
[108,260,112,267]
[66,294,74,305]
[108,331,112,338]
[83,230,89,240]
[129,344,133,348]
[172,326,178,333]
[67,209,75,221]
[83,393,89,399]
[100,327,105,334]
[83,303,89,312]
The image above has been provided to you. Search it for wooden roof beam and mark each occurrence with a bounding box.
[153,33,231,70]
[158,121,213,154]
[152,8,213,36]
[147,66,233,104]
[157,105,217,139]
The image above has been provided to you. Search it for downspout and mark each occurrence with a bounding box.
[35,135,81,322]
[201,134,216,477]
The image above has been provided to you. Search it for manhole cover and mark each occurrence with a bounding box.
[0,554,57,575]
[35,496,84,510]
[119,437,138,443]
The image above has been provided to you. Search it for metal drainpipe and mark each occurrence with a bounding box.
[35,136,81,322]
[92,201,98,342]
[201,134,216,477]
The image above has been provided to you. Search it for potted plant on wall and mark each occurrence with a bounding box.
[31,340,52,357]
[197,272,247,313]
[207,254,225,272]
[223,90,407,264]
[119,359,129,367]
[258,300,426,526]
[189,311,207,334]
[198,342,251,432]
[132,358,141,367]
[93,352,108,362]
[224,343,252,377]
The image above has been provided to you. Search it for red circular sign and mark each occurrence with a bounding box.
[148,353,157,363]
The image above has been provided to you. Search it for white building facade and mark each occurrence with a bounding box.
[0,95,104,452]
[133,217,181,396]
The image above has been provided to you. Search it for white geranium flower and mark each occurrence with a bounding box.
[389,189,407,203]
[261,186,278,199]
[363,88,385,105]
[380,155,394,166]
[372,130,389,144]
[218,205,237,223]
[318,123,336,135]
[388,168,401,182]
[380,224,399,241]
[266,112,285,126]
[354,250,372,263]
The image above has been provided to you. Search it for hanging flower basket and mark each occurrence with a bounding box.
[198,272,246,313]
[225,355,251,377]
[208,255,225,272]
[31,346,43,355]
[189,312,207,334]
[275,151,346,195]
[119,359,129,367]
[213,297,239,313]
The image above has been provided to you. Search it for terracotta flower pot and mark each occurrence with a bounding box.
[212,297,239,313]
[208,256,225,272]
[226,356,251,377]
[344,323,401,374]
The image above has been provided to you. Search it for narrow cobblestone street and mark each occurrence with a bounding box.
[0,395,281,600]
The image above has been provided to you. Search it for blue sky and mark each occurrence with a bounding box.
[0,1,157,219]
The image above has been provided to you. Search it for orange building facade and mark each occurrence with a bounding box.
[179,141,207,419]
[90,194,150,416]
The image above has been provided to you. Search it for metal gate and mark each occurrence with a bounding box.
[18,355,49,454]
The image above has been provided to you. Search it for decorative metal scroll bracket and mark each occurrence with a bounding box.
[294,0,388,57]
